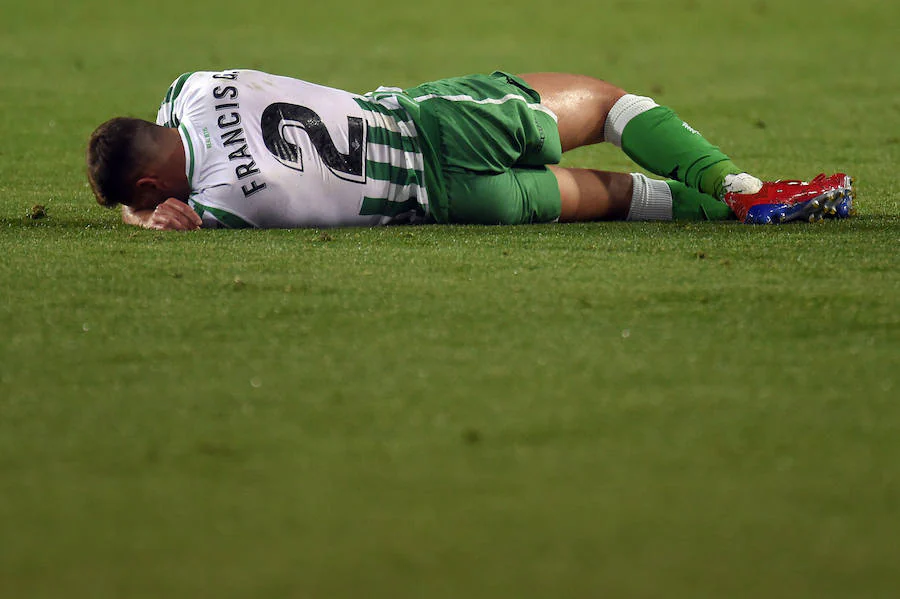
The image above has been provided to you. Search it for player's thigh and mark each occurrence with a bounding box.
[517,73,626,152]
[445,166,561,225]
[410,72,563,171]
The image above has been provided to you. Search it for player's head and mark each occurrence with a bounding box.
[86,117,188,209]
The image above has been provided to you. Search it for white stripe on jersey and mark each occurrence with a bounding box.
[384,182,425,205]
[363,94,413,122]
[357,95,429,211]
[367,143,420,173]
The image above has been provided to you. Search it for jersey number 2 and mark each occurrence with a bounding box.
[261,102,366,184]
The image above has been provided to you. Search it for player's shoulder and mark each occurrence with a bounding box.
[163,69,251,95]
[162,72,198,103]
[157,71,228,127]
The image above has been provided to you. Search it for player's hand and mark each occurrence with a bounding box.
[146,198,202,231]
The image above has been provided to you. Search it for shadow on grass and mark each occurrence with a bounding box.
[0,216,120,231]
[1,214,897,234]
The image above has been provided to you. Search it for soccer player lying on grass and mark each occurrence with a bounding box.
[86,69,853,230]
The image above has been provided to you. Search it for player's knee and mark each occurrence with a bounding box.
[587,77,627,118]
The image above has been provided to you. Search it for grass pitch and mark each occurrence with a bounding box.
[2,1,899,597]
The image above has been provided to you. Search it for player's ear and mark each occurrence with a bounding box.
[131,177,167,210]
[135,176,163,191]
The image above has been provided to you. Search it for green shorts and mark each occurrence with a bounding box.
[404,72,563,225]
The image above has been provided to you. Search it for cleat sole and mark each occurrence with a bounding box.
[740,174,855,225]
[744,182,854,225]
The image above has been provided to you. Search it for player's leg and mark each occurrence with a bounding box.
[446,165,734,224]
[514,74,625,152]
[518,72,754,200]
[552,166,735,222]
[551,167,631,221]
[519,73,853,223]
[407,71,765,224]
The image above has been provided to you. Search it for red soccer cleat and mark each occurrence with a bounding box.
[724,173,854,224]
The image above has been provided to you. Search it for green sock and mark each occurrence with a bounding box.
[667,180,735,221]
[619,105,741,198]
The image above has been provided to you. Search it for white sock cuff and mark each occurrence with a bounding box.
[604,94,659,147]
[722,173,764,196]
[626,173,673,221]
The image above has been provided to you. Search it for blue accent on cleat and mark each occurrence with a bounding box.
[744,201,808,224]
[743,183,854,224]
[834,190,853,218]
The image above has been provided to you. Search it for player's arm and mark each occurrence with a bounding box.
[121,198,202,230]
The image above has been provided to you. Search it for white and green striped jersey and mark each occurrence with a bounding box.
[156,70,429,228]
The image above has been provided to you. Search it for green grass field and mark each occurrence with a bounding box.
[2,1,899,597]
